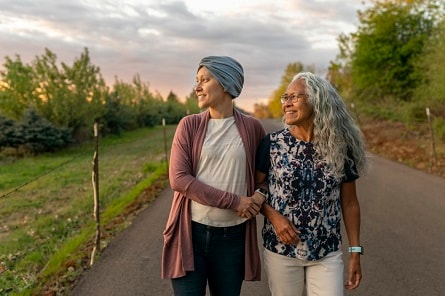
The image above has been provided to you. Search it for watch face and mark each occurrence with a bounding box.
[255,188,268,197]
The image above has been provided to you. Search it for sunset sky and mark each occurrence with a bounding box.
[0,0,368,112]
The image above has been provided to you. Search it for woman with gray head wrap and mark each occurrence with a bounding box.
[198,56,244,99]
[162,56,266,295]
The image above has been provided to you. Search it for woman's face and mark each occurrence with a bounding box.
[194,67,226,109]
[281,78,314,127]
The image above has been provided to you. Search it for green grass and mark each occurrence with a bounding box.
[0,125,176,295]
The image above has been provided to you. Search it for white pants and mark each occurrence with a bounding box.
[263,248,344,296]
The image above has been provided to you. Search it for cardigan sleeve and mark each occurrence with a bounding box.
[169,114,241,210]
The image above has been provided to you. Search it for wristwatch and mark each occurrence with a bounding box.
[255,188,268,198]
[348,246,364,255]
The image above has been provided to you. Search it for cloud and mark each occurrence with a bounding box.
[0,0,366,112]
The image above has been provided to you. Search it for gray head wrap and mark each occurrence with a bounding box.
[198,56,244,99]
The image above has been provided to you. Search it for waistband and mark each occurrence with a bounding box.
[191,221,246,233]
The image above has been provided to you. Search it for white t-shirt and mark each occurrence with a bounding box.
[191,117,248,227]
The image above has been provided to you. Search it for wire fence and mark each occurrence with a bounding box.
[0,154,83,200]
[0,122,171,199]
[0,120,173,293]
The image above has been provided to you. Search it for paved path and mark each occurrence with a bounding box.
[72,186,269,296]
[73,119,445,295]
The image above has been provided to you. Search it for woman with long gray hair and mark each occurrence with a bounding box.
[254,72,367,295]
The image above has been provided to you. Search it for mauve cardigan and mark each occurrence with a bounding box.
[161,109,266,280]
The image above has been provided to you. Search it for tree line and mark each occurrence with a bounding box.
[254,0,445,141]
[2,0,444,154]
[0,48,201,154]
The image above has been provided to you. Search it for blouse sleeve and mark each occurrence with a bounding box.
[343,150,359,183]
[255,134,271,175]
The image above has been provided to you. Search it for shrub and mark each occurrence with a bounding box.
[19,109,72,153]
[0,115,24,149]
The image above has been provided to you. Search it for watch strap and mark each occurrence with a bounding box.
[348,246,364,255]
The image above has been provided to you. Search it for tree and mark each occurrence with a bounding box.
[163,91,186,124]
[33,48,67,124]
[415,18,445,110]
[33,48,108,140]
[341,0,439,102]
[0,55,38,119]
[414,17,445,140]
[100,93,137,135]
[61,48,108,136]
[111,74,164,128]
[184,89,201,115]
[252,103,273,119]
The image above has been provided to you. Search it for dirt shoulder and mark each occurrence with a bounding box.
[360,117,445,179]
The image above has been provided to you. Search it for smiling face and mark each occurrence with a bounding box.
[282,78,314,127]
[194,66,227,110]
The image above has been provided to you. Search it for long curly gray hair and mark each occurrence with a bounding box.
[288,72,367,180]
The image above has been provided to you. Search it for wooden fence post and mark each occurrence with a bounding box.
[350,103,361,127]
[426,107,438,171]
[90,122,100,266]
[162,118,169,168]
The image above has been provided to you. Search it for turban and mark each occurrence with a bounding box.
[198,56,244,99]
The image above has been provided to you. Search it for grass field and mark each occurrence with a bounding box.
[0,124,176,295]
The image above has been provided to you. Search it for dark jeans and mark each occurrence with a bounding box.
[171,221,246,296]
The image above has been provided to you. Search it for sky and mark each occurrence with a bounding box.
[0,0,368,113]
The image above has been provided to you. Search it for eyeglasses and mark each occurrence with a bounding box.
[280,93,307,104]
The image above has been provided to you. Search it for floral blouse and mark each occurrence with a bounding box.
[256,129,358,261]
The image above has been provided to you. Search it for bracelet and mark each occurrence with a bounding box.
[255,188,268,198]
[348,246,364,255]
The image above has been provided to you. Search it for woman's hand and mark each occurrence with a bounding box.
[269,210,300,245]
[236,193,265,219]
[345,253,362,290]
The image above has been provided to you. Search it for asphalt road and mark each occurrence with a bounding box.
[72,119,445,296]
